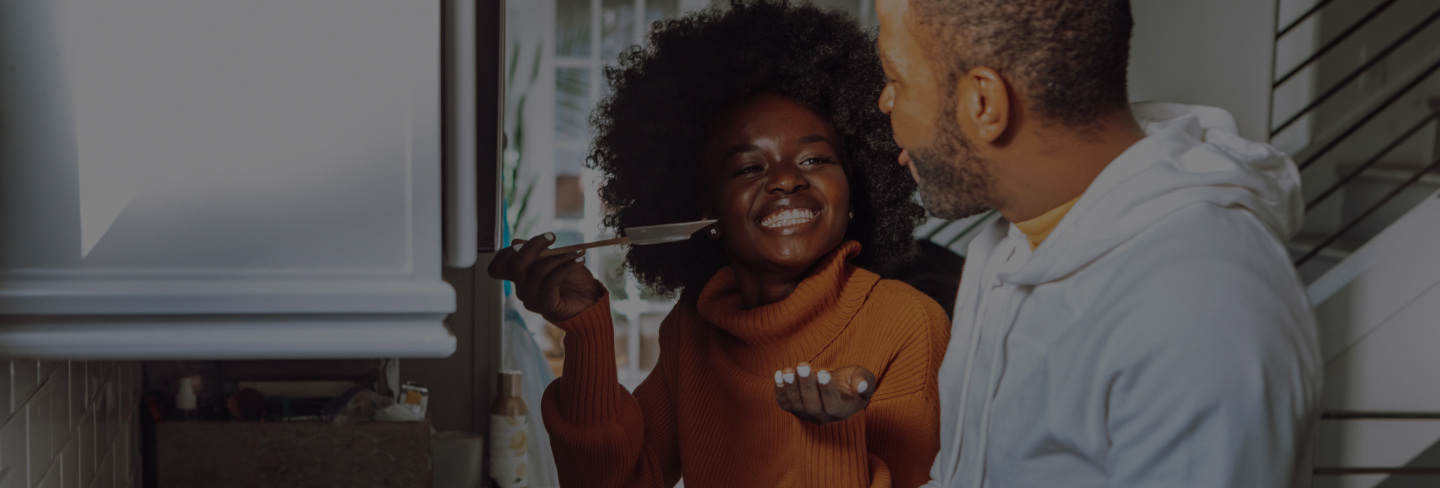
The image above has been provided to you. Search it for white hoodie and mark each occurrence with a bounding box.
[923,103,1323,488]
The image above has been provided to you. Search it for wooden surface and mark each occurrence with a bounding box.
[155,420,432,488]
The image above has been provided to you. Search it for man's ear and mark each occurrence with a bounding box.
[953,66,1011,144]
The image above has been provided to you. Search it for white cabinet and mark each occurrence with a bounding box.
[0,0,458,359]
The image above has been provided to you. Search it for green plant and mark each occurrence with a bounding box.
[503,41,545,239]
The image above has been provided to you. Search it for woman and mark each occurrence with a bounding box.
[489,2,948,487]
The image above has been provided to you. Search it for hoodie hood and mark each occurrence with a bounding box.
[1004,102,1304,286]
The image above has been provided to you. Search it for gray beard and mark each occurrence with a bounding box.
[908,107,997,220]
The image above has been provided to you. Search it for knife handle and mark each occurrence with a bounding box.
[510,236,632,257]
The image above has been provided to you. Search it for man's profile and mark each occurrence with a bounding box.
[874,0,1323,486]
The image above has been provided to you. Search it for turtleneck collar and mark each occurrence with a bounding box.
[696,241,879,353]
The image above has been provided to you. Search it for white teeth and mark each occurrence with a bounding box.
[760,209,817,228]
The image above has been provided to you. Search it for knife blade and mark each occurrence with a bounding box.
[518,220,718,257]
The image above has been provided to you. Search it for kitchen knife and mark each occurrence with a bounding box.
[517,220,719,257]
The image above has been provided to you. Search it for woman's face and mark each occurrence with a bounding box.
[701,93,851,273]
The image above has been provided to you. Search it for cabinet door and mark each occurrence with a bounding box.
[0,0,455,359]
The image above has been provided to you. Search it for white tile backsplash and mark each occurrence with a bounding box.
[65,368,82,422]
[94,449,112,488]
[28,383,51,485]
[37,452,58,488]
[104,381,118,449]
[60,437,77,488]
[76,417,90,488]
[34,366,56,393]
[12,363,36,415]
[1,365,10,418]
[0,362,139,488]
[51,371,67,458]
[0,405,25,488]
[1,407,26,488]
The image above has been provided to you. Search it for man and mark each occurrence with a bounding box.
[873,0,1323,487]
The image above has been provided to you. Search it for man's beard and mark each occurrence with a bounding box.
[908,105,997,220]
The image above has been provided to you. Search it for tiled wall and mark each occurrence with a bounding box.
[0,361,142,488]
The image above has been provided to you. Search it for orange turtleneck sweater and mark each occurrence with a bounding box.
[541,241,950,488]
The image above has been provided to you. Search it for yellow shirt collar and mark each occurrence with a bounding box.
[1014,195,1081,251]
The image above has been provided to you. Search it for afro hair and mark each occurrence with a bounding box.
[587,0,925,300]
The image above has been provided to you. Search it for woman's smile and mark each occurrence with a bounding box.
[756,194,824,235]
[759,207,819,230]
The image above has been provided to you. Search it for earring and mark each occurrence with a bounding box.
[708,227,720,240]
[848,211,854,220]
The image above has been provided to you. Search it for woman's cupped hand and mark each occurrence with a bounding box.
[774,362,876,425]
[487,233,607,324]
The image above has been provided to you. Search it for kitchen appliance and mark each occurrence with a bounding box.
[0,0,503,359]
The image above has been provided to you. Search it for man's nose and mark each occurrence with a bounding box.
[878,84,895,115]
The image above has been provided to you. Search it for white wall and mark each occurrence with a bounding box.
[1128,0,1279,143]
[1309,190,1440,488]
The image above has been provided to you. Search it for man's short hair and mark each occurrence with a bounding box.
[909,0,1133,129]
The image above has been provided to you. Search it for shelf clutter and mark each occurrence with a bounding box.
[145,360,434,488]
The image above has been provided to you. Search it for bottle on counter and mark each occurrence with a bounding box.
[489,371,528,488]
[175,376,198,420]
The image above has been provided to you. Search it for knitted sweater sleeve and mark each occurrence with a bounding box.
[787,284,949,488]
[540,294,682,488]
[862,286,951,488]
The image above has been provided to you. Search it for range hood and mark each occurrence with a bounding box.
[0,0,500,359]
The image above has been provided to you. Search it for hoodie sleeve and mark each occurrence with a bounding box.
[1101,257,1320,488]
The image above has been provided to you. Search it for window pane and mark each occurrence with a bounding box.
[553,229,585,248]
[556,0,592,58]
[555,68,590,140]
[807,0,861,20]
[639,312,664,370]
[645,0,678,29]
[555,147,587,177]
[601,0,636,59]
[555,150,586,218]
[612,313,630,368]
